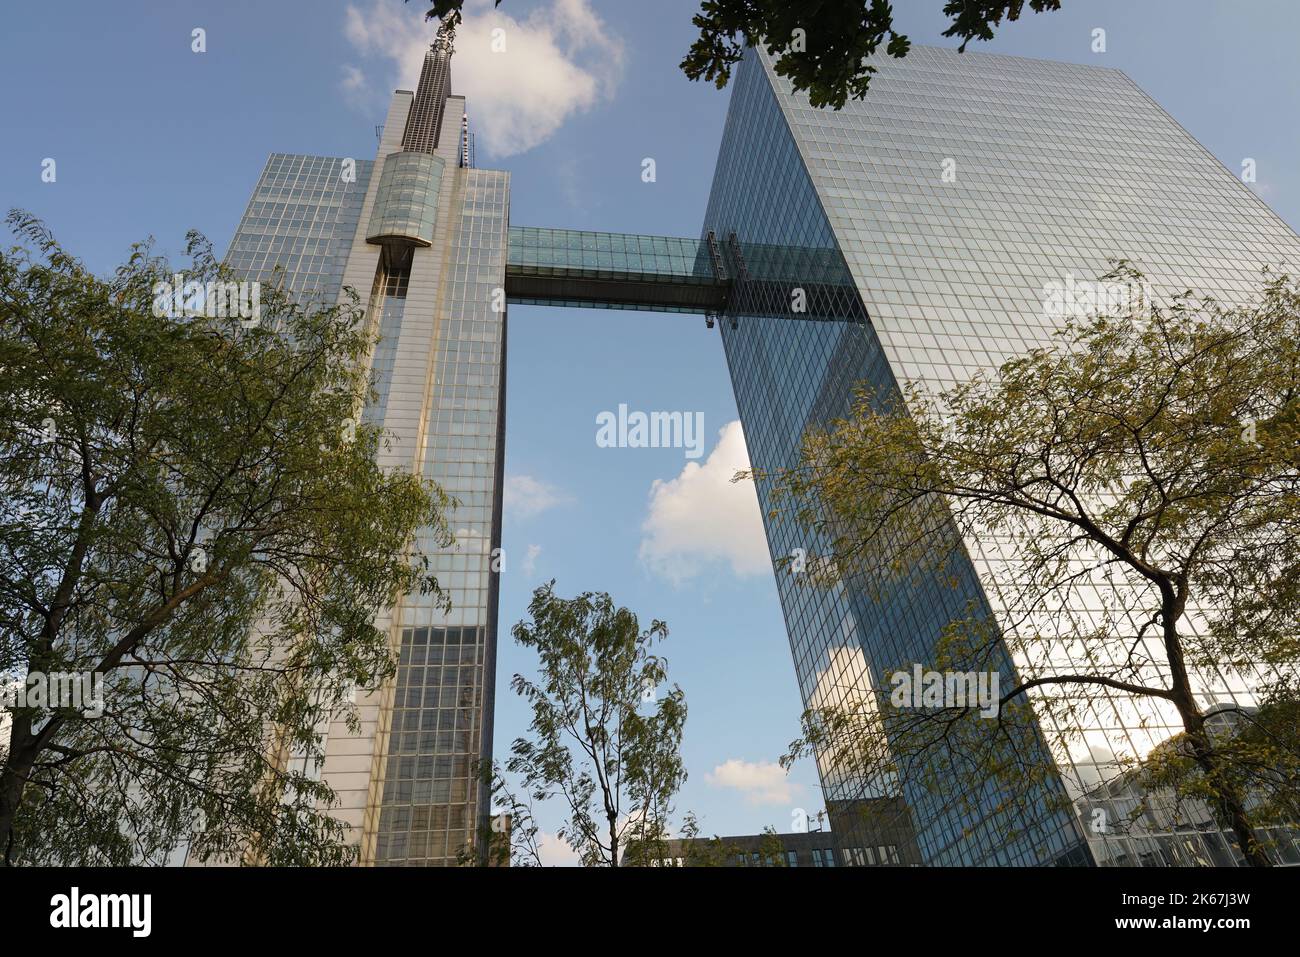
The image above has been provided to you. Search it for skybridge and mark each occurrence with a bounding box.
[504,226,868,323]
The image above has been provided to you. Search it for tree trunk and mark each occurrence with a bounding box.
[1161,585,1270,866]
[0,717,35,867]
[1177,700,1271,866]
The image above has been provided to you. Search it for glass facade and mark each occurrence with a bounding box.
[506,227,716,284]
[703,47,1083,867]
[366,151,445,247]
[504,226,724,313]
[225,153,372,309]
[371,168,510,865]
[502,226,863,317]
[221,154,377,817]
[225,36,508,866]
[705,44,1300,866]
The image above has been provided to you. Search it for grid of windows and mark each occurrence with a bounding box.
[362,269,411,430]
[372,168,510,865]
[506,227,716,282]
[780,45,1300,867]
[230,118,508,866]
[503,227,862,318]
[640,837,900,867]
[225,153,371,309]
[707,44,1300,867]
[366,151,445,246]
[704,47,1095,867]
[224,152,372,794]
[373,625,484,864]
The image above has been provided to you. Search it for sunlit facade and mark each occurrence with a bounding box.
[225,29,507,866]
[225,153,372,311]
[704,45,1300,866]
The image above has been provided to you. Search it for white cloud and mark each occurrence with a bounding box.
[338,62,369,108]
[638,420,770,584]
[807,631,871,715]
[806,635,896,799]
[342,0,624,157]
[521,543,542,577]
[504,474,570,520]
[537,829,581,867]
[706,759,801,806]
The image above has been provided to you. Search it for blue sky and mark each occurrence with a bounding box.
[4,0,1300,863]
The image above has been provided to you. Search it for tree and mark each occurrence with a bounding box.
[1207,683,1300,829]
[0,212,452,865]
[412,1,1063,110]
[507,581,687,866]
[756,824,790,866]
[767,264,1300,867]
[461,759,544,867]
[673,810,738,866]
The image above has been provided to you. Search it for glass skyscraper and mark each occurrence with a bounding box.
[224,28,1300,866]
[703,45,1300,866]
[226,27,507,866]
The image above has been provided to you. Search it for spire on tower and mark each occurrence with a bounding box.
[401,20,456,154]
